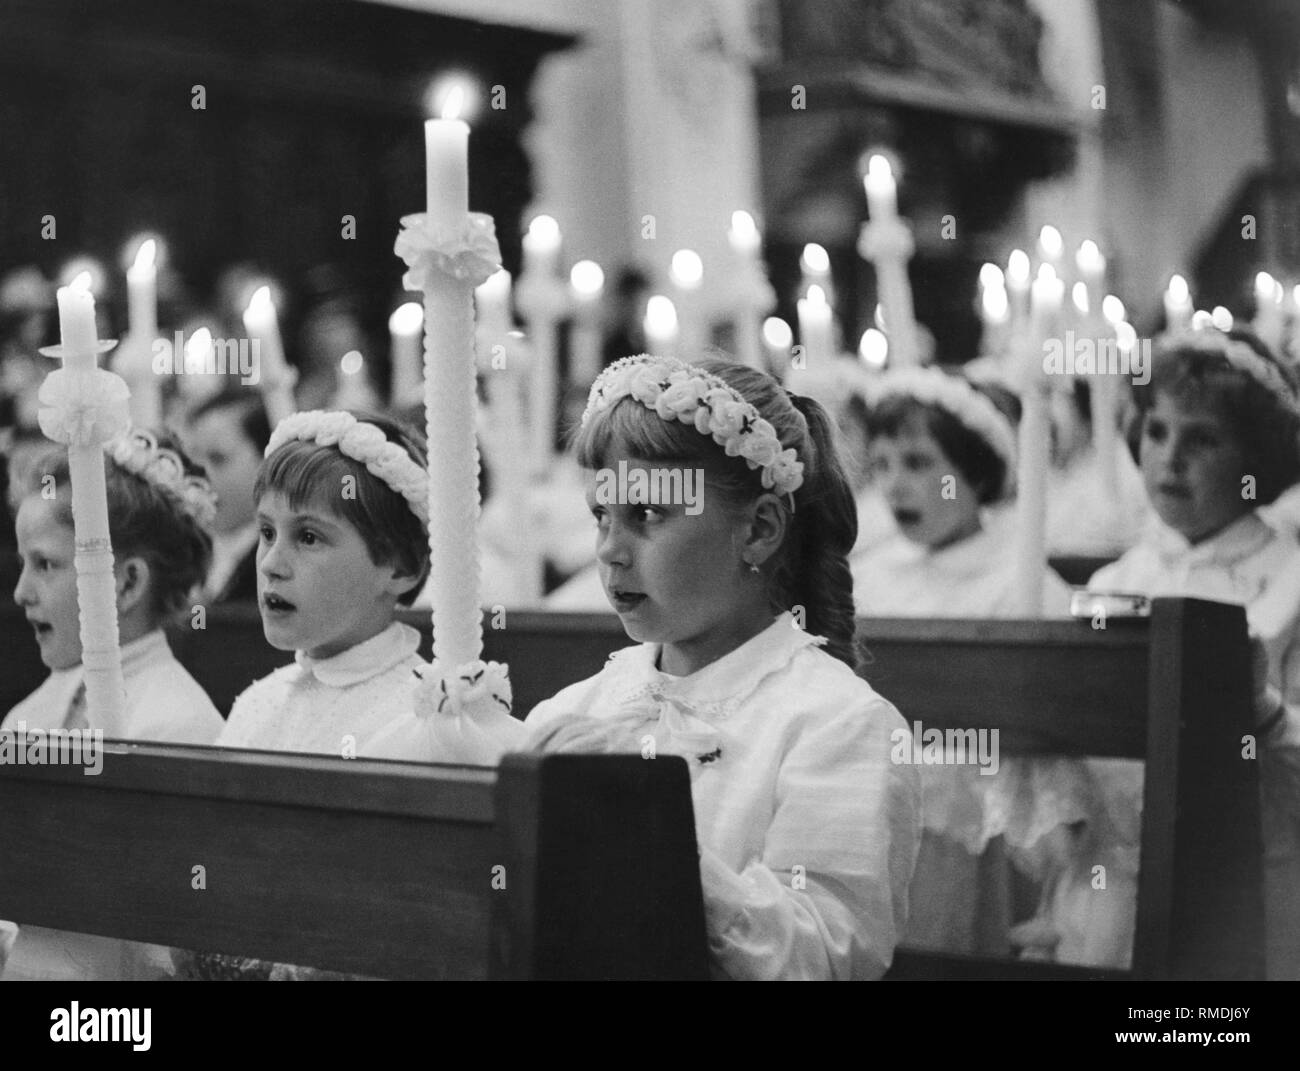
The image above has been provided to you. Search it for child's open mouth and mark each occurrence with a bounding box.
[27,617,53,640]
[893,509,922,527]
[262,592,297,616]
[609,589,647,613]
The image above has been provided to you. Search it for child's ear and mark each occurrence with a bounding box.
[114,555,152,616]
[742,492,788,569]
[383,563,423,601]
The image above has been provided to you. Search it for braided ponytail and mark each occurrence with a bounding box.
[777,393,860,669]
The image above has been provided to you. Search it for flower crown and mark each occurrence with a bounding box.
[872,367,1019,498]
[266,411,429,525]
[582,355,805,497]
[106,428,218,528]
[1156,328,1300,417]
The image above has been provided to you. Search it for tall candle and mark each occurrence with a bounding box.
[978,263,1009,359]
[762,316,792,375]
[476,268,513,335]
[51,273,127,735]
[863,154,898,221]
[797,284,834,366]
[333,350,372,410]
[126,239,158,341]
[121,240,162,427]
[728,210,768,369]
[242,286,295,425]
[645,294,678,357]
[1074,240,1105,310]
[670,248,705,355]
[1255,271,1285,352]
[1163,274,1193,333]
[1006,249,1031,324]
[569,260,605,386]
[799,242,832,301]
[388,301,424,409]
[1037,225,1064,274]
[523,214,561,279]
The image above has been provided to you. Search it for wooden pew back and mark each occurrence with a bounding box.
[0,747,708,980]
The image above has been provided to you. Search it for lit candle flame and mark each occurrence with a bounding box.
[1071,281,1089,315]
[1038,225,1063,261]
[1101,295,1125,326]
[1191,309,1213,330]
[389,302,424,335]
[670,249,704,289]
[645,295,677,333]
[1006,249,1030,287]
[1115,322,1136,352]
[859,328,888,368]
[762,316,792,349]
[1255,271,1275,299]
[1075,239,1103,275]
[70,271,93,293]
[806,284,829,307]
[133,240,157,272]
[979,263,1004,289]
[1211,306,1234,331]
[246,285,274,318]
[570,260,605,297]
[441,85,465,121]
[340,350,364,376]
[1168,274,1189,303]
[801,243,830,275]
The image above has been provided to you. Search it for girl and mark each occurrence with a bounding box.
[215,410,432,756]
[3,428,224,981]
[1087,327,1300,979]
[524,354,922,981]
[851,366,1074,617]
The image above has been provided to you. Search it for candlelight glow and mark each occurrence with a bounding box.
[1294,285,1300,308]
[340,350,365,376]
[1071,281,1089,315]
[859,328,888,368]
[806,284,829,308]
[1191,310,1213,330]
[1115,321,1137,352]
[131,239,157,272]
[570,260,605,297]
[1211,306,1234,331]
[60,259,104,294]
[185,327,213,372]
[389,302,424,336]
[866,154,893,185]
[246,285,274,319]
[1255,271,1275,299]
[69,271,93,294]
[1075,240,1104,278]
[441,84,465,121]
[801,243,830,275]
[1101,295,1125,326]
[1038,225,1063,262]
[670,249,704,289]
[1168,274,1189,303]
[981,281,1009,322]
[762,316,793,349]
[525,214,561,248]
[645,294,678,333]
[979,263,1004,289]
[729,210,760,254]
[1006,249,1030,288]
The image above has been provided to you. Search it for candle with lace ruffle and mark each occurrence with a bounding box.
[39,274,131,736]
[395,99,501,669]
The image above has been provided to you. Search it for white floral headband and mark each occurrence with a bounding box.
[1156,328,1300,417]
[582,355,805,497]
[265,411,429,525]
[107,428,218,529]
[872,367,1019,497]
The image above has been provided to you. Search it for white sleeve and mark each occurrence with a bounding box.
[699,702,921,980]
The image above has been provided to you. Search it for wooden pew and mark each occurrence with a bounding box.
[0,597,1262,979]
[0,748,709,980]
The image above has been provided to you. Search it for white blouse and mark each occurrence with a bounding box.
[218,621,424,756]
[2,628,223,744]
[851,514,1075,619]
[524,612,922,981]
[1090,511,1300,979]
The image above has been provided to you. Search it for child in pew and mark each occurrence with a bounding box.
[1085,326,1300,979]
[524,355,922,981]
[2,430,224,981]
[845,367,1108,963]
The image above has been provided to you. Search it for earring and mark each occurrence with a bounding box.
[746,560,760,574]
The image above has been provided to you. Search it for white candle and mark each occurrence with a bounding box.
[797,284,834,366]
[1006,249,1031,321]
[389,301,424,408]
[334,350,372,410]
[728,210,761,257]
[1254,271,1284,351]
[799,242,832,299]
[426,88,469,233]
[1037,225,1064,273]
[570,260,605,386]
[1212,305,1234,332]
[644,294,679,357]
[1164,274,1193,333]
[1030,263,1064,337]
[51,274,127,735]
[762,316,792,374]
[126,239,158,341]
[979,263,1009,359]
[863,155,897,221]
[523,214,561,279]
[1074,239,1105,308]
[728,211,768,369]
[242,286,295,426]
[476,268,513,335]
[670,248,705,355]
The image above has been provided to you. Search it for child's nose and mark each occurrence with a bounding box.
[13,565,34,608]
[596,521,631,568]
[258,538,290,578]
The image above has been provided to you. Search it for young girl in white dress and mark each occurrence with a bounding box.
[1087,327,1300,979]
[2,429,224,980]
[524,355,922,981]
[215,411,434,757]
[847,367,1123,965]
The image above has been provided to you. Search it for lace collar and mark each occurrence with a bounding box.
[293,622,420,687]
[1147,511,1275,568]
[606,612,825,720]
